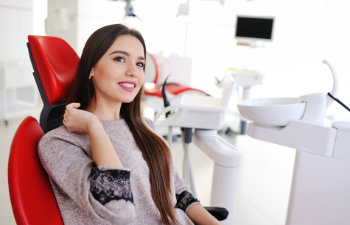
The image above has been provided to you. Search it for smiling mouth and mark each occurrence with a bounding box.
[118,82,136,92]
[120,83,135,88]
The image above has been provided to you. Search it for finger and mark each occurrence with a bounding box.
[64,108,70,118]
[71,102,81,109]
[66,103,73,109]
[66,102,80,109]
[66,103,80,115]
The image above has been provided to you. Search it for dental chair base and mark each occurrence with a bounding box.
[194,129,241,225]
[236,60,345,224]
[287,150,350,225]
[247,121,350,225]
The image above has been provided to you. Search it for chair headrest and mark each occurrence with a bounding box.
[28,35,79,105]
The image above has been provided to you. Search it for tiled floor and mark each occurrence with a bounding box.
[1,114,295,225]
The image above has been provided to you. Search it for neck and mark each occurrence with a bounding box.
[88,97,122,121]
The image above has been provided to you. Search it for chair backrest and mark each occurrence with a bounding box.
[27,35,79,133]
[8,116,64,225]
[7,35,75,225]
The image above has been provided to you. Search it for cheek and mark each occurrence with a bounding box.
[140,76,145,84]
[94,75,108,88]
[94,67,116,84]
[92,74,116,93]
[139,71,145,83]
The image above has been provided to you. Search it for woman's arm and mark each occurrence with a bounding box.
[87,119,123,168]
[172,168,221,224]
[38,103,136,223]
[38,129,135,224]
[186,204,221,225]
[63,102,123,168]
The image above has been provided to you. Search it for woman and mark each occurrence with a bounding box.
[38,24,221,225]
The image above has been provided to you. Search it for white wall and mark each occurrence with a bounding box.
[45,0,78,49]
[0,0,33,61]
[2,0,350,111]
[182,0,350,117]
[0,0,40,122]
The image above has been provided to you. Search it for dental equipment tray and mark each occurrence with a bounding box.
[155,94,227,130]
[237,97,306,126]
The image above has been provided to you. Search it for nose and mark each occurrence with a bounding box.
[126,62,137,77]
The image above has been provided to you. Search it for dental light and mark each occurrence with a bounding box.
[109,0,141,19]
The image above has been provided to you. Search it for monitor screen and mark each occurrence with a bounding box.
[235,16,274,40]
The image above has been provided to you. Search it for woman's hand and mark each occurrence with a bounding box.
[63,103,99,134]
[63,103,122,167]
[187,204,222,225]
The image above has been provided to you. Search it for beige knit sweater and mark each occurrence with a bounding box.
[39,119,199,225]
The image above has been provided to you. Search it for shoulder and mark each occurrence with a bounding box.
[40,125,83,144]
[39,125,89,155]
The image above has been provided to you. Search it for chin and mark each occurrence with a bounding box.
[122,97,136,103]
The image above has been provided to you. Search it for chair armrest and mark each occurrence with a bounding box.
[204,206,229,221]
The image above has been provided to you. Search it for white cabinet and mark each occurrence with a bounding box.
[0,61,40,125]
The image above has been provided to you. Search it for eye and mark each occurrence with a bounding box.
[136,61,145,68]
[114,56,125,63]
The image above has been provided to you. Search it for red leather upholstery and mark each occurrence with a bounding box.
[27,35,79,105]
[8,116,64,225]
[144,83,207,98]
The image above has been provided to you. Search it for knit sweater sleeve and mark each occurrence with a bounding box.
[38,127,136,224]
[173,169,200,213]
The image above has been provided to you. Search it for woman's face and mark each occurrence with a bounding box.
[90,34,145,106]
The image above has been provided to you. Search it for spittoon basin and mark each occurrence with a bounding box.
[237,97,306,126]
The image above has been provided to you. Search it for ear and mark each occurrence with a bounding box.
[89,69,94,79]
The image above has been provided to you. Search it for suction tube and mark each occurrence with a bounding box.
[322,60,338,108]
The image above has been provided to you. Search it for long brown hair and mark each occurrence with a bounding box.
[72,24,177,225]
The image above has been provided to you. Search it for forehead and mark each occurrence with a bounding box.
[107,34,144,57]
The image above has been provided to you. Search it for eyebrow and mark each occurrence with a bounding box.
[109,50,145,60]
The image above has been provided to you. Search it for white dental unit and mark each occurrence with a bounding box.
[155,75,241,225]
[226,68,263,134]
[238,60,350,225]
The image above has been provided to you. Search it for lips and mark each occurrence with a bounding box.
[118,81,137,92]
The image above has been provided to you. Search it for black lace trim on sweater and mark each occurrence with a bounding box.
[89,164,134,205]
[175,190,199,212]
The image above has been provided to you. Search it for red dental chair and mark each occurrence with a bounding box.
[8,117,64,225]
[8,35,78,225]
[8,35,227,224]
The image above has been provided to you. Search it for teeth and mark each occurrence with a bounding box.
[120,83,135,88]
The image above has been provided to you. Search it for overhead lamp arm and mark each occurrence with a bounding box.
[109,0,142,20]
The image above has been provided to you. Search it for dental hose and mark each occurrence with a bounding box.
[328,92,350,112]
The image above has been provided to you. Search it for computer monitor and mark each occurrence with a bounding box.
[235,16,274,43]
